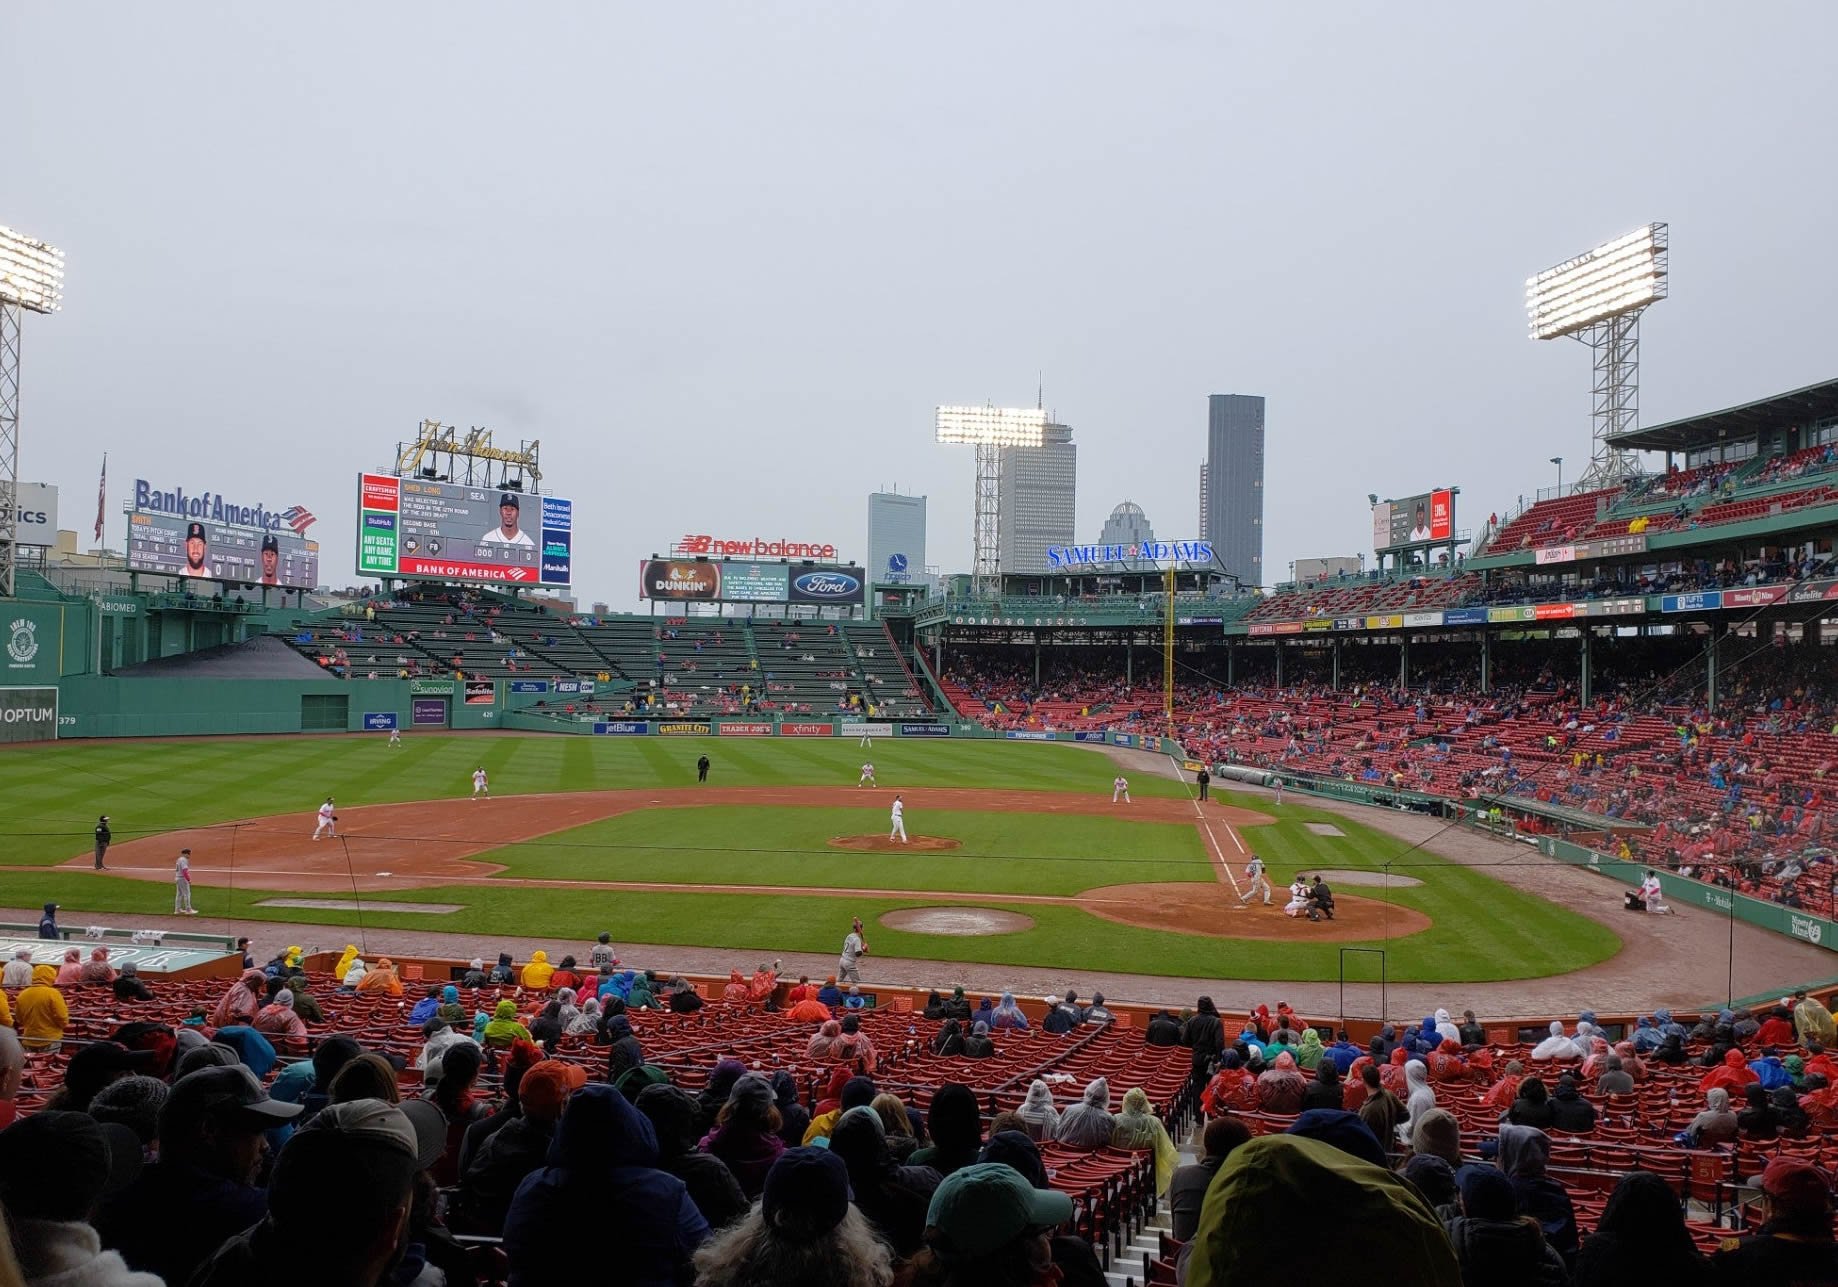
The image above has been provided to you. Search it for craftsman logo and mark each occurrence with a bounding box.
[793,572,859,598]
[6,620,38,666]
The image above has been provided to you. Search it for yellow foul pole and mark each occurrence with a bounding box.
[1163,566,1175,737]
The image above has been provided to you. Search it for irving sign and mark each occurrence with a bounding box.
[1046,540,1215,569]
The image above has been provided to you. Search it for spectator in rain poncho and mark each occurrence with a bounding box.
[1399,1060,1436,1140]
[552,987,580,1030]
[1795,991,1837,1047]
[252,989,309,1054]
[1630,1014,1664,1052]
[407,987,442,1026]
[1256,1052,1308,1115]
[628,972,660,1010]
[1294,1028,1325,1071]
[1054,1077,1117,1150]
[1015,1079,1060,1139]
[1530,1021,1580,1062]
[482,999,532,1048]
[1110,1087,1179,1195]
[567,994,601,1037]
[808,1019,844,1060]
[340,958,368,989]
[1433,1009,1461,1045]
[331,945,358,980]
[211,970,267,1029]
[991,992,1029,1030]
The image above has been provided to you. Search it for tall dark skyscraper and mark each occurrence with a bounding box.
[1202,394,1264,585]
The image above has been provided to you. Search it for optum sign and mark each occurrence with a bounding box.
[0,687,59,744]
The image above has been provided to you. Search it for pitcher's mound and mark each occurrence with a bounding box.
[881,907,1035,935]
[830,835,961,853]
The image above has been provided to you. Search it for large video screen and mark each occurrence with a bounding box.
[1372,488,1454,551]
[358,474,572,586]
[638,559,864,604]
[127,511,320,589]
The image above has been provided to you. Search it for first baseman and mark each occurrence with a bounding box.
[313,796,337,840]
[1112,775,1130,803]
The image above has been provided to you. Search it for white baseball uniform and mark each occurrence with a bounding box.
[859,731,873,748]
[889,799,907,843]
[859,762,876,786]
[388,727,401,747]
[313,801,336,840]
[1112,776,1130,803]
[1242,857,1273,906]
[174,854,194,913]
[1641,873,1671,914]
[1284,880,1310,917]
[472,769,489,798]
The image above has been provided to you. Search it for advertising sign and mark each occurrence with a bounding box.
[1111,733,1137,748]
[1005,731,1054,740]
[789,567,865,606]
[781,723,835,736]
[1374,488,1455,550]
[509,680,550,693]
[357,473,573,586]
[899,723,952,737]
[127,511,319,589]
[841,722,893,739]
[410,698,448,726]
[553,679,595,694]
[1072,731,1108,742]
[657,721,712,736]
[1442,608,1489,626]
[638,558,864,605]
[0,687,58,744]
[593,721,651,735]
[363,712,398,731]
[133,478,316,536]
[463,679,496,706]
[1047,540,1214,570]
[4,604,62,681]
[722,563,792,603]
[676,533,839,559]
[409,679,454,695]
[11,483,56,545]
[717,721,774,736]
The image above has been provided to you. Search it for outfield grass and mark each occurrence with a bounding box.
[479,806,1213,894]
[0,734,1623,982]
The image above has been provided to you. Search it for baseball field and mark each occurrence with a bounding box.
[0,733,1621,983]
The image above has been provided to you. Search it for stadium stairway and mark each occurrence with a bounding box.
[1109,1134,1194,1287]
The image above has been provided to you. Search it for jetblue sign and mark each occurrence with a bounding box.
[1047,540,1214,569]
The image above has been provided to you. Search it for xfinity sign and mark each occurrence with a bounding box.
[1047,540,1215,569]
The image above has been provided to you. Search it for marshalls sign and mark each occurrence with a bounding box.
[0,687,58,743]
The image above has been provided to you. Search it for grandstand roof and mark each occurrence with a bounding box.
[1609,376,1838,453]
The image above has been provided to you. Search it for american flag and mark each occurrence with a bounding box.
[282,505,317,535]
[94,454,106,543]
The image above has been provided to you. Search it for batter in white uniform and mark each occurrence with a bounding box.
[889,794,907,843]
[312,797,337,840]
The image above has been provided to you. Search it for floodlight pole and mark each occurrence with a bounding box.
[1574,309,1644,491]
[0,301,21,598]
[974,440,1001,598]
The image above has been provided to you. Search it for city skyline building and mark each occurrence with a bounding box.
[996,421,1076,575]
[866,488,927,585]
[1202,394,1264,585]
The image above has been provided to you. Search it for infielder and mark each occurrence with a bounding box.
[1241,854,1273,906]
[839,917,867,983]
[858,761,877,787]
[1273,779,1285,807]
[1112,775,1131,803]
[889,794,908,844]
[313,797,337,840]
[472,767,490,800]
[174,848,196,915]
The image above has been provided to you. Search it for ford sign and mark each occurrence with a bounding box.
[794,572,859,597]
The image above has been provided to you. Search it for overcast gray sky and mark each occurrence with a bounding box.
[7,3,1836,606]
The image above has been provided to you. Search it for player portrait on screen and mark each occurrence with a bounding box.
[478,492,536,549]
[260,533,281,585]
[1408,501,1432,543]
[183,520,214,577]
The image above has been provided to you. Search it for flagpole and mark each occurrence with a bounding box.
[94,452,107,548]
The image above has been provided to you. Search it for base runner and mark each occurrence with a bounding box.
[889,794,908,843]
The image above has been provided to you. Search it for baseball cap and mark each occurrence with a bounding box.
[0,1112,144,1221]
[304,1098,421,1164]
[165,1064,304,1129]
[64,1040,160,1100]
[1761,1157,1832,1214]
[521,1059,589,1119]
[925,1162,1074,1258]
[186,520,206,541]
[396,1097,450,1171]
[497,492,520,510]
[261,533,279,552]
[762,1146,851,1238]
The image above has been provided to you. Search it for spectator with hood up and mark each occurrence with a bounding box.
[0,1111,161,1287]
[503,1083,710,1286]
[1050,1078,1115,1151]
[635,1082,750,1233]
[1443,1165,1569,1286]
[910,1082,984,1176]
[698,1074,785,1199]
[1573,1169,1710,1284]
[1110,1087,1180,1195]
[1498,1123,1579,1265]
[826,1106,942,1258]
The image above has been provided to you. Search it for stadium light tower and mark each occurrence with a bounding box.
[1526,223,1668,492]
[0,225,66,598]
[935,404,1049,597]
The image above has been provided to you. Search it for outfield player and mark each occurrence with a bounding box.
[1241,854,1273,906]
[312,797,337,840]
[174,848,196,915]
[1112,775,1131,804]
[388,726,401,748]
[839,917,867,983]
[858,761,877,787]
[472,767,490,800]
[859,728,873,749]
[889,794,908,844]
